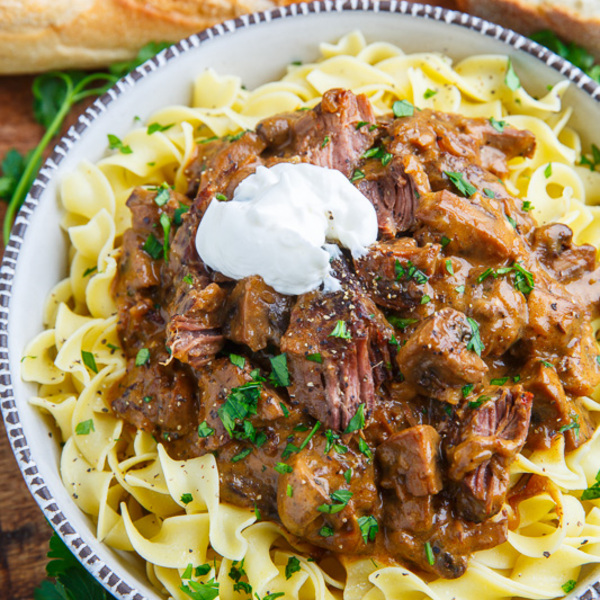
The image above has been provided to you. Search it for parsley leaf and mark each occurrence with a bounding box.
[153,182,170,206]
[180,493,193,505]
[505,59,521,91]
[269,353,290,387]
[285,556,301,580]
[107,134,132,154]
[230,353,245,369]
[344,403,366,434]
[142,233,162,259]
[329,320,351,339]
[424,541,435,566]
[147,122,174,135]
[135,348,150,367]
[81,350,98,373]
[306,352,323,363]
[466,318,484,357]
[75,419,95,435]
[180,579,220,600]
[218,382,260,438]
[357,515,378,543]
[581,469,600,501]
[387,316,418,330]
[197,421,214,438]
[444,171,477,197]
[392,100,415,117]
[489,117,506,133]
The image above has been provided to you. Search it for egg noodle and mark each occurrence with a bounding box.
[21,31,600,600]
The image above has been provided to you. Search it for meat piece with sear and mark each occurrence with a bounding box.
[281,259,394,431]
[395,307,488,404]
[444,386,532,522]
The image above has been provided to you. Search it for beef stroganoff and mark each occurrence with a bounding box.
[21,31,600,600]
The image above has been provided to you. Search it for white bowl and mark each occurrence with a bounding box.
[2,2,600,599]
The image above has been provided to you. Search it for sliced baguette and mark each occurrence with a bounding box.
[0,0,297,74]
[456,0,600,60]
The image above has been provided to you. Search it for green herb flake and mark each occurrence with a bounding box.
[215,193,227,201]
[81,350,98,373]
[505,59,521,91]
[329,320,352,340]
[490,377,509,386]
[462,383,474,398]
[269,353,290,387]
[355,121,369,130]
[174,203,189,225]
[421,294,431,305]
[358,515,379,544]
[107,133,132,154]
[274,462,293,475]
[424,88,438,99]
[306,352,323,364]
[180,579,220,600]
[286,484,293,498]
[147,122,174,135]
[285,556,301,580]
[455,285,466,294]
[388,316,418,330]
[180,493,193,506]
[512,262,535,295]
[345,403,366,434]
[445,259,454,276]
[142,233,162,260]
[466,318,484,357]
[230,353,245,369]
[195,564,211,577]
[541,360,554,369]
[344,468,353,484]
[581,469,600,501]
[522,200,533,212]
[392,99,415,118]
[561,580,577,594]
[135,347,150,367]
[299,421,322,451]
[489,117,506,133]
[321,135,330,148]
[424,541,435,566]
[82,266,97,277]
[358,437,372,460]
[160,212,171,261]
[477,267,495,283]
[75,419,95,435]
[469,395,490,409]
[319,525,334,537]
[441,236,451,248]
[197,421,214,438]
[143,396,152,403]
[153,182,171,206]
[544,163,553,178]
[183,274,194,285]
[483,188,496,199]
[444,171,477,197]
[231,447,252,463]
[559,414,580,437]
[350,169,365,183]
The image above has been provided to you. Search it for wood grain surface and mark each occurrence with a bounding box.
[0,75,89,600]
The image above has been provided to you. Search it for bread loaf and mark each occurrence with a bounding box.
[0,0,299,74]
[455,0,600,60]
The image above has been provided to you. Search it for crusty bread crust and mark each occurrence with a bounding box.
[456,0,600,60]
[0,0,297,74]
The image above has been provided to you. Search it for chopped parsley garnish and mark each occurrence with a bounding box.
[358,515,378,543]
[489,117,506,133]
[561,580,577,594]
[345,403,366,434]
[182,563,193,579]
[322,135,330,148]
[329,320,352,339]
[505,59,521,91]
[424,88,438,99]
[152,183,171,208]
[254,504,261,520]
[466,318,484,357]
[174,202,189,225]
[388,315,418,330]
[274,462,293,474]
[279,402,290,417]
[350,169,365,183]
[182,274,193,286]
[324,429,348,454]
[231,447,252,463]
[358,437,372,460]
[441,236,451,248]
[180,493,193,505]
[424,541,435,566]
[581,469,600,501]
[107,133,132,154]
[160,212,171,261]
[395,259,429,284]
[541,360,554,369]
[135,347,150,366]
[469,395,490,409]
[286,484,293,497]
[81,350,98,373]
[522,200,533,212]
[392,99,415,117]
[82,266,97,277]
[444,171,477,197]
[147,122,174,134]
[195,564,211,577]
[299,421,321,451]
[230,353,245,369]
[477,267,495,283]
[421,294,431,305]
[344,468,353,484]
[75,419,95,435]
[483,188,495,199]
[462,383,474,398]
[180,579,219,600]
[544,163,553,178]
[559,414,580,437]
[285,556,301,580]
[215,193,228,201]
[269,353,290,387]
[355,121,369,129]
[455,285,465,294]
[580,144,600,171]
[319,525,334,537]
[143,396,152,403]
[512,262,535,295]
[317,489,353,514]
[306,352,323,363]
[506,215,517,229]
[197,421,214,438]
[142,233,162,260]
[218,381,261,438]
[445,259,454,276]
[490,377,509,386]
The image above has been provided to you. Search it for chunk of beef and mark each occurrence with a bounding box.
[444,386,532,522]
[415,189,519,261]
[522,360,594,451]
[256,112,303,152]
[354,237,440,312]
[268,88,377,177]
[521,287,600,396]
[377,425,443,497]
[223,275,292,352]
[110,354,197,439]
[356,155,420,238]
[395,308,488,404]
[277,435,379,554]
[281,260,394,430]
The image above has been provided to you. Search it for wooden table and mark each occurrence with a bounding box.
[0,75,77,600]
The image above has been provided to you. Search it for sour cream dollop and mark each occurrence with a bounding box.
[195,162,378,295]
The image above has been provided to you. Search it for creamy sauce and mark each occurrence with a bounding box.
[195,163,378,295]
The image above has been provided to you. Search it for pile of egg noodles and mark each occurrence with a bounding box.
[22,31,600,600]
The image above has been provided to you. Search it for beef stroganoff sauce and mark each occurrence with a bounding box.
[21,31,600,600]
